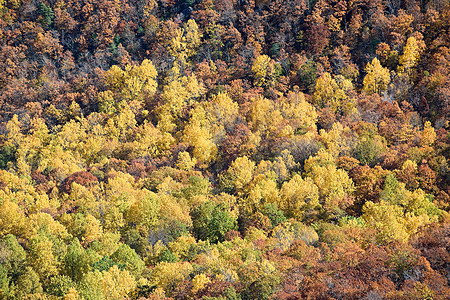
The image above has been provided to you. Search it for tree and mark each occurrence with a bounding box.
[110,244,145,278]
[313,73,354,114]
[47,275,74,297]
[182,106,218,166]
[191,201,237,243]
[102,59,158,110]
[252,55,276,87]
[176,151,197,171]
[362,200,429,244]
[63,239,92,283]
[126,191,160,231]
[78,270,103,300]
[0,234,26,279]
[304,149,355,219]
[204,92,240,143]
[219,156,255,194]
[281,89,318,133]
[247,95,284,138]
[0,200,27,237]
[16,267,43,298]
[246,172,280,212]
[168,19,202,67]
[269,220,318,251]
[397,37,420,77]
[191,273,210,294]
[279,174,320,221]
[27,233,60,282]
[101,265,137,300]
[157,69,204,133]
[150,262,193,295]
[420,121,436,146]
[38,2,54,27]
[363,58,391,95]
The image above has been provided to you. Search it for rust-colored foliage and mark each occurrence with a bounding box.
[61,171,98,194]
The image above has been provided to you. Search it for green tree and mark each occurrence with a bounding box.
[27,233,60,282]
[191,201,237,243]
[38,2,54,27]
[47,275,74,297]
[0,234,27,280]
[110,244,145,278]
[16,267,43,298]
[63,239,93,282]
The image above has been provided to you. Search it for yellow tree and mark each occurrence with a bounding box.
[168,19,202,67]
[204,92,240,143]
[0,199,27,237]
[183,19,202,57]
[220,156,255,194]
[176,151,197,171]
[281,90,318,133]
[129,121,175,158]
[150,262,193,294]
[304,149,354,218]
[252,55,273,87]
[27,233,60,282]
[64,288,81,300]
[363,174,441,244]
[247,172,280,212]
[182,106,218,166]
[269,220,318,251]
[363,57,391,95]
[247,96,283,138]
[313,73,354,114]
[157,69,203,133]
[101,265,137,300]
[420,121,436,146]
[126,191,160,232]
[27,212,71,241]
[362,200,431,244]
[102,59,158,112]
[397,36,420,77]
[191,273,210,294]
[279,174,320,221]
[78,270,103,300]
[319,122,354,158]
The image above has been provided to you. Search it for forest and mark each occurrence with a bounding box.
[0,0,449,299]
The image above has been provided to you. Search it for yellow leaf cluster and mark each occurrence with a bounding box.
[304,149,354,217]
[150,262,193,292]
[101,265,137,300]
[252,55,272,87]
[280,174,319,220]
[397,37,420,76]
[363,57,391,95]
[314,73,355,114]
[104,59,157,104]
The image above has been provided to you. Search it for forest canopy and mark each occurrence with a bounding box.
[0,0,449,299]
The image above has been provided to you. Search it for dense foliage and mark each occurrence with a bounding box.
[0,0,449,299]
